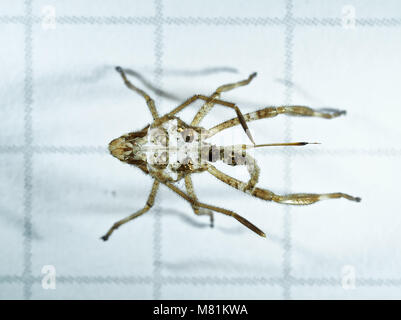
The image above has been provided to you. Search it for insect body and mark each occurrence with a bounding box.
[101,66,361,241]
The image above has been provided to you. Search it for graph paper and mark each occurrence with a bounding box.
[0,0,401,300]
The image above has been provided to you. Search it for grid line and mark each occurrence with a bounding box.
[294,17,401,26]
[2,146,401,156]
[161,276,283,286]
[51,16,156,25]
[282,0,294,300]
[152,0,164,301]
[54,276,153,285]
[163,17,285,26]
[22,0,33,300]
[0,15,26,23]
[3,275,401,287]
[1,15,401,27]
[2,15,401,26]
[31,146,108,154]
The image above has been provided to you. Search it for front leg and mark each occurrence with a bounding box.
[115,66,159,120]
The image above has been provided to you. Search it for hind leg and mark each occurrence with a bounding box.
[207,164,361,204]
[164,181,265,237]
[207,105,346,138]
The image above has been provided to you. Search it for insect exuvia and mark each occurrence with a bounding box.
[101,66,361,241]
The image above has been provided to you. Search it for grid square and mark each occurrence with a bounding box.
[292,285,401,299]
[164,0,285,18]
[291,27,401,149]
[33,0,155,17]
[31,153,154,277]
[0,154,24,276]
[0,283,24,299]
[0,24,25,146]
[160,154,286,279]
[0,0,24,16]
[162,25,288,141]
[290,155,401,279]
[31,282,153,299]
[293,0,401,19]
[32,23,156,147]
[162,283,283,299]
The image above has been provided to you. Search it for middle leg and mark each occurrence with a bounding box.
[157,94,255,144]
[191,72,257,126]
[164,180,266,237]
[190,73,258,143]
[184,175,214,227]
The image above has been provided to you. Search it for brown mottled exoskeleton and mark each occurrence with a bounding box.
[101,66,361,241]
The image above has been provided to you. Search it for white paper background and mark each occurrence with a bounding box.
[0,0,400,300]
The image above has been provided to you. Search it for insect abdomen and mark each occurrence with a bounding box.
[201,145,247,166]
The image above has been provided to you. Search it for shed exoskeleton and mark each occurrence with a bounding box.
[101,66,361,241]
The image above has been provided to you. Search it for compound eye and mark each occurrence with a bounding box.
[181,128,195,143]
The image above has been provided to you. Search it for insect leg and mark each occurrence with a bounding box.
[101,180,159,241]
[222,148,260,191]
[207,105,346,138]
[280,106,346,118]
[244,154,260,192]
[184,175,214,227]
[164,94,204,116]
[115,66,159,119]
[191,72,257,125]
[190,73,257,143]
[154,93,255,144]
[164,181,265,237]
[207,164,361,204]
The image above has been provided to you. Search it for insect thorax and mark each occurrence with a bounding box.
[143,118,212,182]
